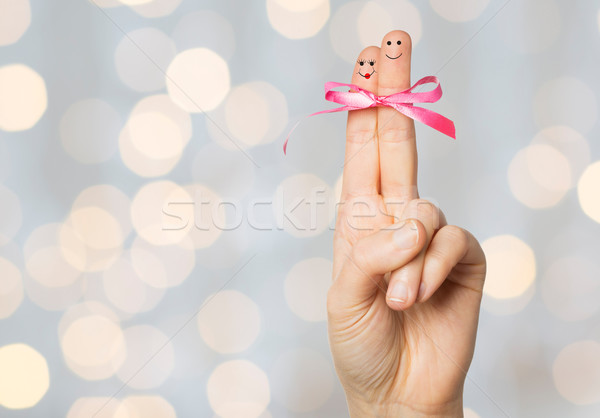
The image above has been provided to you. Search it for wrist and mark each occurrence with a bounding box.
[347,395,464,418]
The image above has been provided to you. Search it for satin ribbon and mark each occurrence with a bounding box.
[283,76,455,154]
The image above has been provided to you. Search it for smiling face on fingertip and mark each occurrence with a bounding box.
[356,58,376,79]
[381,30,412,61]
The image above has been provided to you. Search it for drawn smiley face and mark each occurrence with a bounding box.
[385,39,403,60]
[382,31,411,61]
[357,58,376,79]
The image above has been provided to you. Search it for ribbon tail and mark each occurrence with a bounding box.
[392,104,456,139]
[283,105,359,154]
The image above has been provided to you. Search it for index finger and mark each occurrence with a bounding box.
[377,30,418,201]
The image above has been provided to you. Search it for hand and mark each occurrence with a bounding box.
[328,31,487,417]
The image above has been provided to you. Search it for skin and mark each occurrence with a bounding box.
[328,31,487,417]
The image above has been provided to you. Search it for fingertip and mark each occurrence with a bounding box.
[385,268,418,311]
[351,46,380,90]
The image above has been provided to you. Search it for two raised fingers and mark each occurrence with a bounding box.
[341,31,418,201]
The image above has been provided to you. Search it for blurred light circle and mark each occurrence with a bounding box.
[578,161,600,224]
[115,28,176,92]
[266,0,330,39]
[482,235,536,300]
[59,221,121,273]
[0,344,49,409]
[128,112,185,159]
[126,0,181,18]
[116,325,174,389]
[182,183,225,249]
[166,48,230,112]
[59,99,122,164]
[502,0,560,54]
[527,144,571,192]
[0,0,30,46]
[0,184,22,245]
[273,0,323,12]
[120,94,190,177]
[115,396,176,418]
[270,348,334,412]
[329,2,366,63]
[464,408,481,418]
[534,76,598,134]
[22,265,85,312]
[130,236,195,288]
[24,223,83,288]
[357,1,422,49]
[197,290,261,354]
[103,254,165,314]
[430,0,490,22]
[0,257,23,319]
[71,184,132,239]
[131,94,192,138]
[285,258,331,322]
[68,206,124,250]
[541,256,600,321]
[207,360,270,418]
[0,64,47,132]
[60,314,126,380]
[508,144,570,209]
[131,180,193,246]
[531,125,590,183]
[273,174,335,238]
[26,246,83,288]
[67,397,120,418]
[58,302,121,338]
[171,11,235,60]
[224,81,288,147]
[553,340,600,405]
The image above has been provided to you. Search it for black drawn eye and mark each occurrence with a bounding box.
[358,59,365,66]
[397,40,401,45]
[386,41,391,45]
[369,60,375,66]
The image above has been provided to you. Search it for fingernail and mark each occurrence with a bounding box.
[393,220,418,249]
[417,282,426,301]
[388,280,408,303]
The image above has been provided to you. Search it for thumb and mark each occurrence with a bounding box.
[329,219,426,313]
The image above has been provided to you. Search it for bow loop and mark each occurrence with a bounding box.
[283,76,455,154]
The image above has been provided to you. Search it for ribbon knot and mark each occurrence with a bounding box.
[284,76,455,154]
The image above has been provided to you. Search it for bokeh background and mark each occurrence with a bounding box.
[1,0,599,416]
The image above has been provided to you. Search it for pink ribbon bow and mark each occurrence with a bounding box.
[283,76,455,154]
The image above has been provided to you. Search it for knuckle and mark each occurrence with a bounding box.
[444,225,469,249]
[377,125,415,143]
[346,129,376,144]
[407,199,440,227]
